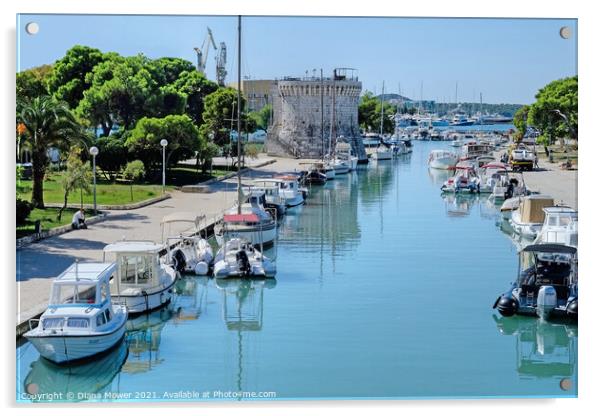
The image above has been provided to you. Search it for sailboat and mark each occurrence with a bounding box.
[371,82,393,161]
[213,16,277,279]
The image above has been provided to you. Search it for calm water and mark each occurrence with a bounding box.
[16,141,577,402]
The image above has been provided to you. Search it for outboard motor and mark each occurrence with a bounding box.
[567,298,578,321]
[172,249,187,273]
[537,286,557,320]
[494,293,518,317]
[236,250,252,277]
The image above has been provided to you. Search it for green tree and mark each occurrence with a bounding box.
[58,149,92,220]
[528,76,578,148]
[172,70,219,125]
[77,54,157,135]
[94,133,129,180]
[125,114,203,175]
[513,105,530,142]
[122,160,146,201]
[248,104,272,132]
[17,96,90,208]
[358,92,396,134]
[146,57,195,86]
[16,65,53,109]
[47,45,106,109]
[199,88,240,149]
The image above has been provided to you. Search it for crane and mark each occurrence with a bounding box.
[193,27,227,86]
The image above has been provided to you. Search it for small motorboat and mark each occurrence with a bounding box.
[213,238,276,279]
[493,243,578,321]
[313,161,335,180]
[490,173,528,203]
[428,150,459,170]
[103,241,178,314]
[509,195,555,238]
[24,262,128,364]
[371,144,393,161]
[248,183,287,218]
[328,158,351,174]
[477,163,510,194]
[335,140,358,171]
[440,167,480,193]
[298,164,328,185]
[533,206,578,248]
[215,200,278,247]
[161,212,213,275]
[254,177,305,207]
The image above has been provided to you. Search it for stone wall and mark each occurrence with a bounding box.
[266,78,366,161]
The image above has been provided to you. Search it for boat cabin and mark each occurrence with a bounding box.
[42,262,117,332]
[538,207,578,247]
[103,241,165,293]
[517,196,555,224]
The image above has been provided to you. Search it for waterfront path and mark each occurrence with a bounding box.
[16,156,316,330]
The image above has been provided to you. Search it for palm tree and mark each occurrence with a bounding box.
[17,96,89,208]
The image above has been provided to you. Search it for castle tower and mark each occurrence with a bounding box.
[266,69,367,161]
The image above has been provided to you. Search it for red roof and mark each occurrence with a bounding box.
[223,214,260,223]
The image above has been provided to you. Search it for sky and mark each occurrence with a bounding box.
[16,14,577,104]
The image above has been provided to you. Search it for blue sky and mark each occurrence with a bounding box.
[17,14,577,104]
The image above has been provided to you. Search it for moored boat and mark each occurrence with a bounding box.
[428,150,459,170]
[213,238,276,279]
[161,212,213,275]
[104,241,178,314]
[509,195,555,239]
[24,262,128,364]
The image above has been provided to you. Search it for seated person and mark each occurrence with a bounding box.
[71,208,88,230]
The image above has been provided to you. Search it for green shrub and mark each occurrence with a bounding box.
[16,199,33,224]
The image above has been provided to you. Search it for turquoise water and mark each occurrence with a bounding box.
[16,141,577,402]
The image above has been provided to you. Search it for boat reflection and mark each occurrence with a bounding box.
[215,278,276,396]
[493,315,577,380]
[441,193,479,218]
[122,307,173,374]
[171,275,209,322]
[23,338,128,402]
[427,167,451,186]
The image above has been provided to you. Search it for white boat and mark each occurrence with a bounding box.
[462,141,494,160]
[215,196,278,247]
[510,143,537,171]
[328,158,350,174]
[428,150,459,170]
[161,212,213,275]
[248,182,287,217]
[510,195,556,239]
[371,145,393,160]
[490,172,528,203]
[103,241,178,314]
[533,206,578,248]
[335,140,358,171]
[254,177,305,207]
[314,161,336,180]
[24,262,128,364]
[450,140,463,147]
[440,166,480,193]
[213,238,276,279]
[477,163,510,194]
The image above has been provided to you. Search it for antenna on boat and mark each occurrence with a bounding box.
[75,259,79,281]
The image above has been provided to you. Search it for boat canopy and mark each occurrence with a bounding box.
[161,212,205,226]
[519,197,555,223]
[522,244,577,255]
[54,262,116,283]
[103,241,164,254]
[224,213,260,223]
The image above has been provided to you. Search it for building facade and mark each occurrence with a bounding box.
[266,69,367,160]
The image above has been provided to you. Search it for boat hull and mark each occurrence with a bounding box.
[216,222,278,247]
[429,156,459,170]
[116,278,177,315]
[25,308,128,364]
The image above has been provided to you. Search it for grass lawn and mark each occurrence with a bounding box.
[17,207,79,239]
[16,165,229,206]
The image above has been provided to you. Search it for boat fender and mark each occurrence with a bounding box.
[194,261,209,276]
[496,295,518,317]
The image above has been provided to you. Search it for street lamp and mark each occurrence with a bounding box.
[160,139,168,193]
[90,146,99,215]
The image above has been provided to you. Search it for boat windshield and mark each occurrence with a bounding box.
[119,255,154,286]
[50,282,98,306]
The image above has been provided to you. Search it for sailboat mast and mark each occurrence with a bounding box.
[236,15,242,215]
[321,68,324,159]
[379,81,385,136]
[329,69,336,157]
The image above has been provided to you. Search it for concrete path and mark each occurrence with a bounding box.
[16,156,317,327]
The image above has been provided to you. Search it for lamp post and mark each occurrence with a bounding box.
[160,139,168,194]
[209,132,215,176]
[90,146,99,215]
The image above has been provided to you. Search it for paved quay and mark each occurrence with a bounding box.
[16,155,317,331]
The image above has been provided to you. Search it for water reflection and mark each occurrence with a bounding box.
[171,276,209,322]
[23,338,128,402]
[215,278,276,395]
[493,315,577,380]
[428,167,450,186]
[122,307,174,374]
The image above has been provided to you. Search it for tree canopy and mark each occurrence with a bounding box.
[527,76,578,144]
[358,92,396,134]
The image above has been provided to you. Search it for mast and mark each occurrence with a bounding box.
[320,68,324,159]
[379,81,385,136]
[329,69,336,157]
[237,15,242,215]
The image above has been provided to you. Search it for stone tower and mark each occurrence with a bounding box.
[266,69,367,161]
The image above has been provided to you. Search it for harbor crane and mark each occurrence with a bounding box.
[193,27,227,86]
